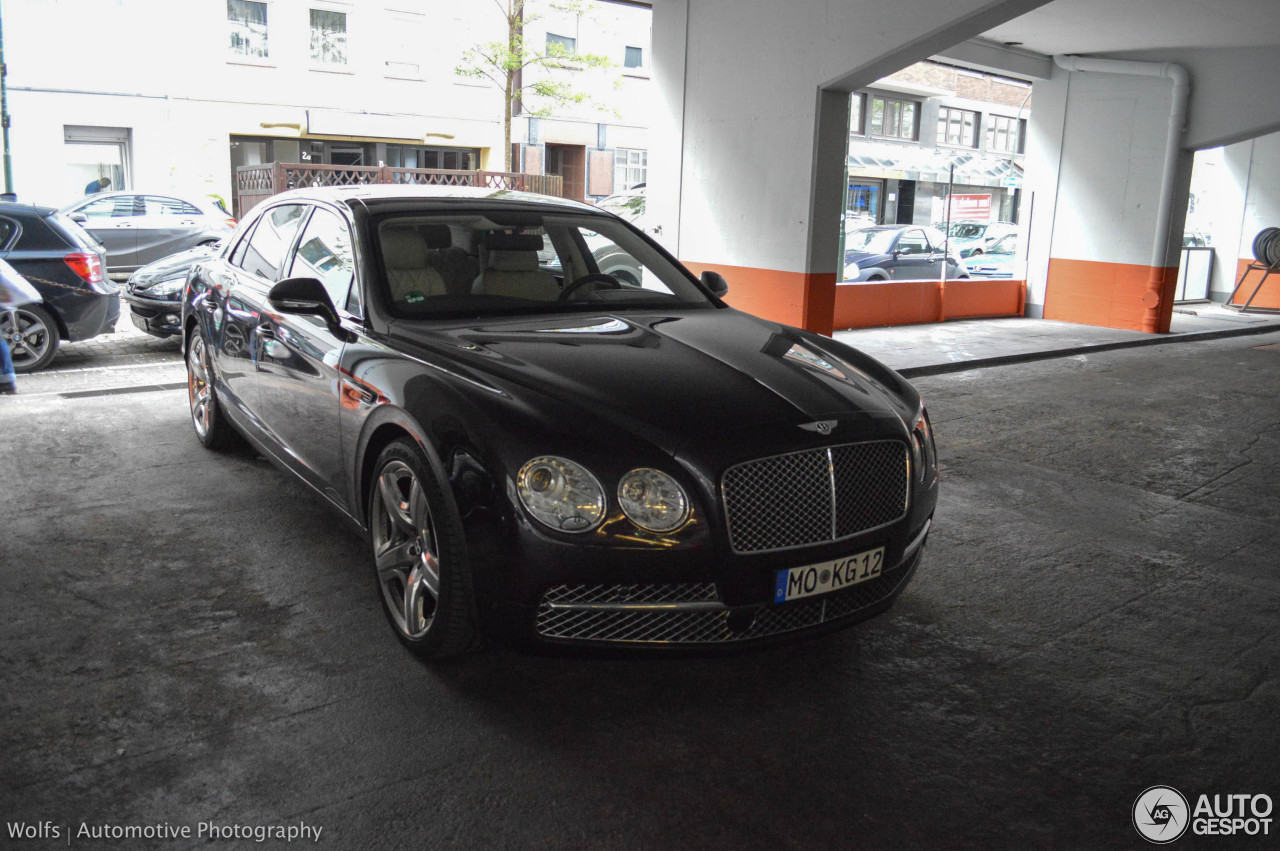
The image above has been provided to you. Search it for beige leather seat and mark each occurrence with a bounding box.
[471,233,559,301]
[382,228,447,303]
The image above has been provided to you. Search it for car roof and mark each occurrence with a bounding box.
[257,183,603,213]
[0,201,57,217]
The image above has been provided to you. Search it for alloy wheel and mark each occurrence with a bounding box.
[3,308,51,370]
[371,460,442,639]
[187,336,213,438]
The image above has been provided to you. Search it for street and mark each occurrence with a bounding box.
[1,319,1278,849]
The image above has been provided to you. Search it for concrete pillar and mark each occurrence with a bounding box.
[1027,62,1191,333]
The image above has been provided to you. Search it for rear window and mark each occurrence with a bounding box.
[46,212,103,252]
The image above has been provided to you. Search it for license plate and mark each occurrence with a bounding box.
[774,546,885,604]
[130,313,149,331]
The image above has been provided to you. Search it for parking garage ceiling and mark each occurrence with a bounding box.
[982,0,1280,55]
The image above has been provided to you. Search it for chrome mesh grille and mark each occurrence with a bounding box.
[534,560,918,645]
[722,440,909,553]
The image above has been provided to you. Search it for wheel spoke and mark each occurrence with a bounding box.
[378,471,415,535]
[403,561,433,634]
[375,539,416,584]
[419,551,441,599]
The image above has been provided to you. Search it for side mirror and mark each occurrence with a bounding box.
[268,277,349,338]
[69,212,89,225]
[700,270,730,298]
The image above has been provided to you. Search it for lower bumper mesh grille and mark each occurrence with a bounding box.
[535,554,920,645]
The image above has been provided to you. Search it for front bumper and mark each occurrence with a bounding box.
[123,293,183,338]
[527,519,930,648]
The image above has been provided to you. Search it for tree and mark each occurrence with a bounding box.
[456,0,612,173]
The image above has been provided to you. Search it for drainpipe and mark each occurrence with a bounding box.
[1053,55,1190,333]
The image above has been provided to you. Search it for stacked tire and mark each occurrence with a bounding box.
[1251,228,1280,268]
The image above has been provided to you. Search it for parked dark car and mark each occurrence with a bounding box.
[843,225,970,281]
[123,240,223,338]
[59,191,235,280]
[183,186,938,658]
[0,201,117,371]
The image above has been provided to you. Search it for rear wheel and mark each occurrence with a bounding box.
[186,332,237,450]
[3,304,60,373]
[369,439,479,658]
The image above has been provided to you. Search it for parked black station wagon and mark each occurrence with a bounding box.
[183,186,938,657]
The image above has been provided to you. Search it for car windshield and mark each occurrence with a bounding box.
[845,229,898,255]
[988,234,1017,255]
[947,222,987,239]
[374,210,711,318]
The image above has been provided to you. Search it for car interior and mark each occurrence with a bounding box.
[373,213,702,316]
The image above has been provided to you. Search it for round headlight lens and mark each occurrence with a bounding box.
[617,468,689,533]
[516,456,606,533]
[146,277,186,299]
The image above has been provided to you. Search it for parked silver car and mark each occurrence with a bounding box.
[59,191,236,279]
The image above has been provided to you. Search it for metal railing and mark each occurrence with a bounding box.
[234,163,564,217]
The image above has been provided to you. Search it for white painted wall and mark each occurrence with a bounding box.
[651,0,1052,277]
[1106,46,1280,149]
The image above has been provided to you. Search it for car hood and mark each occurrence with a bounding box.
[129,244,221,286]
[387,308,914,455]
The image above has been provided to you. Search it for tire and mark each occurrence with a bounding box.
[3,304,60,373]
[368,438,480,658]
[185,331,237,450]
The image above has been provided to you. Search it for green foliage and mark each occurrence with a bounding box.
[455,0,615,118]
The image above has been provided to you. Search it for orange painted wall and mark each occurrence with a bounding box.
[833,279,1025,329]
[682,261,837,336]
[1232,258,1280,309]
[1043,258,1178,333]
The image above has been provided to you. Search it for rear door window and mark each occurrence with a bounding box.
[78,195,138,219]
[240,204,307,281]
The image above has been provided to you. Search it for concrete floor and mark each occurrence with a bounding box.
[2,326,1278,848]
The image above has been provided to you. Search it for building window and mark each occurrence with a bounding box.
[546,32,576,55]
[64,126,130,200]
[310,9,348,65]
[986,114,1025,154]
[937,107,978,148]
[869,96,918,141]
[614,148,646,191]
[228,0,268,58]
[624,46,643,69]
[850,93,865,136]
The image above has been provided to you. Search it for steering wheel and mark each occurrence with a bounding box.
[559,273,623,301]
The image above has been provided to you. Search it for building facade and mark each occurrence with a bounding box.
[4,0,651,213]
[844,61,1031,234]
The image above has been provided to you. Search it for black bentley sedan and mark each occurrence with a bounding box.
[182,186,937,657]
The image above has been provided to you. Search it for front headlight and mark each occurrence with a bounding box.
[145,277,186,300]
[618,468,689,532]
[910,405,937,483]
[516,456,606,533]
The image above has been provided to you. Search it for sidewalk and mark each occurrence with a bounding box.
[11,301,1280,399]
[834,303,1280,377]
